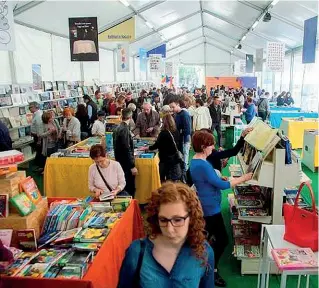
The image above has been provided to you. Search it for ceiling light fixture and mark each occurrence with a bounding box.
[241,35,246,41]
[230,50,234,54]
[145,21,154,29]
[271,0,280,6]
[252,20,259,29]
[119,0,130,7]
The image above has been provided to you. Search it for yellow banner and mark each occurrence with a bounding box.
[99,17,135,42]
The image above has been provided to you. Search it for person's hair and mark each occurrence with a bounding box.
[213,96,220,100]
[247,97,253,103]
[146,182,207,265]
[162,114,176,132]
[117,95,125,104]
[97,111,106,117]
[265,92,270,96]
[127,103,136,111]
[161,105,171,113]
[76,104,87,117]
[247,92,253,97]
[42,111,52,124]
[63,107,74,117]
[140,89,147,96]
[122,108,132,120]
[195,98,204,106]
[83,95,91,101]
[94,90,100,97]
[184,96,195,108]
[29,102,40,109]
[192,130,215,153]
[89,144,106,159]
[167,94,183,106]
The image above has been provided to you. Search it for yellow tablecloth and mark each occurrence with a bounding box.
[280,118,319,149]
[44,155,161,204]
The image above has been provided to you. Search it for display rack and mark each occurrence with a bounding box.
[222,101,242,126]
[302,129,318,172]
[228,118,308,275]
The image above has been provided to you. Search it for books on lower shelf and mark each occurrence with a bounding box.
[271,248,318,270]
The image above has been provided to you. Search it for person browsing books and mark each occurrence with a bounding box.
[88,144,127,199]
[189,130,253,287]
[118,182,214,288]
[91,111,106,137]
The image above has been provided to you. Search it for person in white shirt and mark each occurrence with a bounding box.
[193,98,212,131]
[91,111,106,137]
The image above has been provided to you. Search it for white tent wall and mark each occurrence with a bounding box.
[134,58,147,82]
[0,51,11,84]
[115,57,135,82]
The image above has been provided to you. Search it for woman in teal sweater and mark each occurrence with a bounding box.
[190,131,252,287]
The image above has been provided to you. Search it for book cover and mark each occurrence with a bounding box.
[57,266,82,279]
[239,208,268,217]
[10,193,36,216]
[271,248,318,270]
[38,231,62,249]
[17,263,52,278]
[17,229,37,251]
[235,245,260,258]
[53,228,82,244]
[3,252,37,276]
[20,177,42,205]
[31,249,68,264]
[0,194,9,217]
[74,228,109,243]
[73,243,101,251]
[0,229,13,247]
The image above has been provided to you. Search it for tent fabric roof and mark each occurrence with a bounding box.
[13,0,318,58]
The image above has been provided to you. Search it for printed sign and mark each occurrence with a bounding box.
[149,54,163,72]
[99,17,135,42]
[0,1,15,51]
[302,16,318,64]
[266,42,285,72]
[117,43,130,72]
[165,62,173,77]
[32,64,42,91]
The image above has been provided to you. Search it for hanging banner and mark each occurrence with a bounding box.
[255,48,263,72]
[99,17,135,42]
[32,64,42,91]
[69,17,99,62]
[0,1,15,51]
[117,43,130,72]
[302,16,318,64]
[245,54,254,73]
[139,48,147,72]
[147,44,166,58]
[266,42,285,72]
[206,77,257,91]
[165,62,173,77]
[149,54,163,72]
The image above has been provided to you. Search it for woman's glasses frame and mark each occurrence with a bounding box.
[158,214,189,227]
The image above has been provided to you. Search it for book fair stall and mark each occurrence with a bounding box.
[0,151,144,288]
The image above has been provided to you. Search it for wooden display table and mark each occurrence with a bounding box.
[279,118,319,149]
[302,129,319,172]
[1,199,144,288]
[44,138,161,204]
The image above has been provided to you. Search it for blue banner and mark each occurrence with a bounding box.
[147,44,166,58]
[139,48,147,72]
[302,16,318,64]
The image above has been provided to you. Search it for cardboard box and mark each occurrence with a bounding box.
[0,170,26,197]
[0,197,48,247]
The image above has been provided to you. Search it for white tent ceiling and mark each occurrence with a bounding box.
[12,0,319,60]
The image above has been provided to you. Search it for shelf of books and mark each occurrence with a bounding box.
[227,117,309,275]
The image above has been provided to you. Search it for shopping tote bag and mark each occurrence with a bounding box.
[283,182,318,251]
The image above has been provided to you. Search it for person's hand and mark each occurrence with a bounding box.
[135,134,140,139]
[146,127,154,133]
[110,189,120,197]
[222,176,228,181]
[131,167,138,176]
[93,188,104,198]
[218,147,224,151]
[244,172,253,181]
[241,127,253,137]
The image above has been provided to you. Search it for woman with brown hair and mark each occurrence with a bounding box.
[148,114,183,182]
[60,107,81,146]
[118,182,214,288]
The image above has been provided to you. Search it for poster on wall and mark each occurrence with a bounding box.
[205,77,257,91]
[266,42,285,72]
[0,1,15,51]
[165,62,173,77]
[245,54,254,73]
[139,48,147,72]
[255,48,263,72]
[117,43,130,72]
[69,17,99,62]
[149,54,163,72]
[302,16,318,64]
[234,60,246,75]
[147,44,166,58]
[99,17,135,42]
[32,64,42,91]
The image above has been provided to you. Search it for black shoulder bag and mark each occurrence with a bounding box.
[96,164,114,192]
[133,239,146,288]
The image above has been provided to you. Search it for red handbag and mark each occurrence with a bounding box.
[283,182,318,251]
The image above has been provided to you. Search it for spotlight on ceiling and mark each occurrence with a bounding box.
[237,44,242,50]
[263,12,272,22]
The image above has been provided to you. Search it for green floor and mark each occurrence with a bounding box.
[23,148,318,288]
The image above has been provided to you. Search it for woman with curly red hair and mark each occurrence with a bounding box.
[117,182,214,288]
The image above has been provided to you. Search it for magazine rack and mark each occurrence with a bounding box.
[230,118,311,274]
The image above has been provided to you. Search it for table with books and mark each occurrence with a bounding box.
[258,225,318,288]
[44,137,161,204]
[0,197,144,288]
[269,112,318,129]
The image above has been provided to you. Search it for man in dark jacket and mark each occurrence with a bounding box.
[113,108,138,197]
[135,103,160,138]
[0,121,12,152]
[83,95,98,124]
[125,91,138,122]
[209,96,222,147]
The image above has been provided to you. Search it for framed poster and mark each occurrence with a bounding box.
[117,43,130,72]
[266,42,285,72]
[69,17,99,61]
[165,62,173,77]
[32,64,42,91]
[149,54,163,72]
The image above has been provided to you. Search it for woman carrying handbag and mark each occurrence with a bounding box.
[148,114,184,182]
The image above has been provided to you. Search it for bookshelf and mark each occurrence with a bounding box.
[228,118,306,275]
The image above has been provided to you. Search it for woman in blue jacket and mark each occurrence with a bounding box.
[244,97,257,124]
[190,131,252,287]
